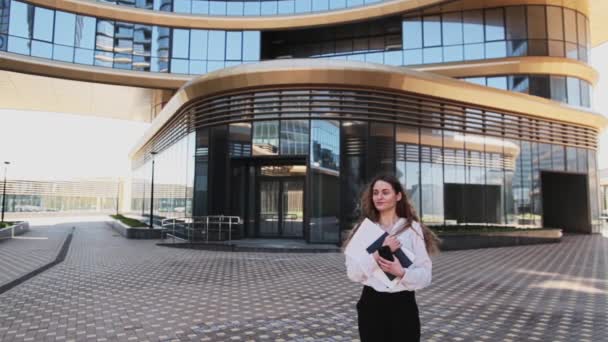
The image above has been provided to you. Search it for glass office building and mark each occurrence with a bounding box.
[1,0,606,242]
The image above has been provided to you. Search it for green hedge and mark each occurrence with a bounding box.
[429,224,557,235]
[0,222,14,229]
[110,215,147,228]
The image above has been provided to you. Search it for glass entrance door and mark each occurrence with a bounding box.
[257,165,305,238]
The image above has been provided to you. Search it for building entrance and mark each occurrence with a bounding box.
[258,175,305,238]
[229,159,306,239]
[541,171,591,233]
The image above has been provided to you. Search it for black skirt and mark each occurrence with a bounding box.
[356,285,421,342]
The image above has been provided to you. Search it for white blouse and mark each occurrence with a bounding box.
[345,219,432,293]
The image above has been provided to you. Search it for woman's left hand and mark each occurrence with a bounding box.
[377,256,405,278]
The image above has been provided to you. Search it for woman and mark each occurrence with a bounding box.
[344,174,440,342]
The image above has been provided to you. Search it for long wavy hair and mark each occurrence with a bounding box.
[343,173,440,255]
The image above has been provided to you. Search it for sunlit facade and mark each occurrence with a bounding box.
[0,0,606,241]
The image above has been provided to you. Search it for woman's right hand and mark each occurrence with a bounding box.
[382,235,401,253]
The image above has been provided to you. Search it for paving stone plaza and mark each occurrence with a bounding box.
[0,219,607,342]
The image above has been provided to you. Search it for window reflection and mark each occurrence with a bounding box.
[253,121,279,156]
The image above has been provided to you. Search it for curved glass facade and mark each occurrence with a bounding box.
[0,2,592,83]
[97,0,391,16]
[403,5,590,65]
[1,0,261,73]
[131,87,601,242]
[461,75,592,108]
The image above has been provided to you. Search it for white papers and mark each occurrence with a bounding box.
[344,218,396,288]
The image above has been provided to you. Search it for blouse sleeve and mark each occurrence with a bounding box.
[400,222,432,290]
[345,252,377,284]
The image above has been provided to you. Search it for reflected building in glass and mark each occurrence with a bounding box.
[1,0,607,242]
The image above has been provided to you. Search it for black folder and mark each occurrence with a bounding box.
[366,233,413,280]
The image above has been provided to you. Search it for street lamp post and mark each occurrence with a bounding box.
[149,152,157,229]
[1,161,10,224]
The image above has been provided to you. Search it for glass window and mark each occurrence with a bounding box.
[207,30,226,60]
[9,1,33,38]
[549,76,567,103]
[384,50,402,66]
[464,43,484,60]
[243,31,260,61]
[403,49,422,65]
[189,60,206,74]
[403,17,422,49]
[529,75,550,99]
[577,12,587,47]
[171,29,189,59]
[261,0,278,15]
[174,0,192,13]
[567,77,581,106]
[566,146,577,172]
[443,45,463,62]
[75,16,96,49]
[396,126,420,213]
[192,0,209,14]
[311,120,340,171]
[485,41,506,58]
[485,8,505,41]
[463,10,484,44]
[54,11,76,47]
[229,123,252,157]
[487,76,507,90]
[171,59,188,73]
[226,31,242,61]
[253,121,279,156]
[423,47,442,64]
[309,120,340,243]
[509,75,529,93]
[312,0,329,12]
[227,1,244,15]
[507,39,528,57]
[207,60,224,72]
[34,7,54,42]
[53,45,74,62]
[420,128,444,224]
[548,40,564,57]
[74,48,94,65]
[423,15,441,47]
[565,42,578,59]
[442,12,463,46]
[552,144,565,171]
[527,6,547,39]
[31,40,52,58]
[189,29,208,60]
[528,40,547,56]
[209,1,227,15]
[278,0,295,14]
[295,0,312,13]
[563,9,577,43]
[505,6,526,40]
[280,120,309,155]
[369,123,394,175]
[546,6,564,41]
[464,77,485,86]
[580,80,591,107]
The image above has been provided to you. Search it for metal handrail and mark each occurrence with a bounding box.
[161,215,241,243]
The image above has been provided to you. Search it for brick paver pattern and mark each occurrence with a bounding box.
[0,225,71,287]
[0,221,606,341]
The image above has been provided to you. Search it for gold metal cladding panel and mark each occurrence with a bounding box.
[130,59,607,157]
[415,0,589,16]
[23,0,448,30]
[417,57,599,85]
[2,52,598,91]
[0,52,190,89]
